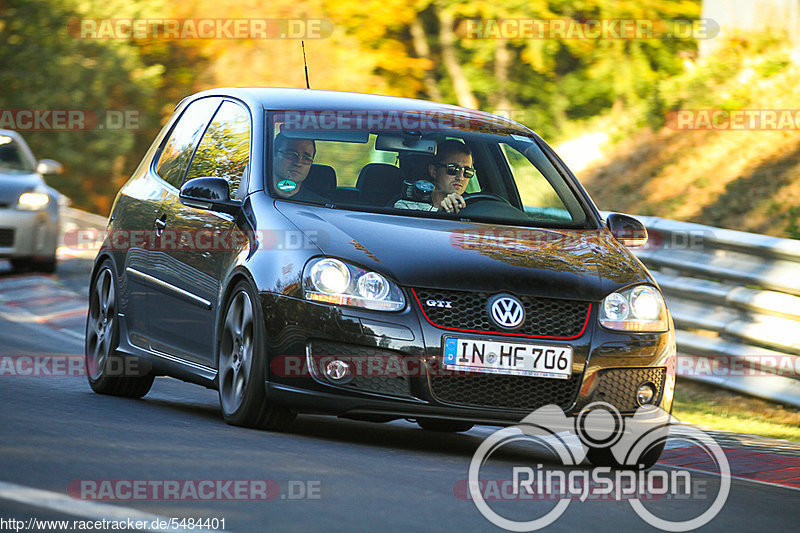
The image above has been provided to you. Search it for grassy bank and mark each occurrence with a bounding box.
[575,39,800,238]
[672,378,800,441]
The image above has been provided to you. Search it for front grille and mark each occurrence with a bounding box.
[588,367,666,412]
[307,340,413,398]
[413,288,590,338]
[0,228,14,247]
[428,358,581,410]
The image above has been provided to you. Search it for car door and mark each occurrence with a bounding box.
[147,99,252,367]
[121,97,222,348]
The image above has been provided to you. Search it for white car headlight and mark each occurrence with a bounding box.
[17,192,50,210]
[303,258,405,311]
[310,258,351,294]
[599,285,668,332]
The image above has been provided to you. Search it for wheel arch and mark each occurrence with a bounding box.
[89,252,119,291]
[215,267,260,371]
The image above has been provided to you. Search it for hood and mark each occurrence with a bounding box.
[276,203,652,301]
[0,172,42,205]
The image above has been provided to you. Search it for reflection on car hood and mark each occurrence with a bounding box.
[0,173,41,204]
[275,203,651,301]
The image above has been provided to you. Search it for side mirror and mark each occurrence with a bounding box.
[607,213,648,247]
[179,177,240,215]
[37,159,64,175]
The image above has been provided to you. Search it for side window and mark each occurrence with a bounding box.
[155,98,221,188]
[0,139,34,172]
[501,143,568,211]
[185,100,251,198]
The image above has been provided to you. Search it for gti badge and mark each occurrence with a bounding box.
[425,299,453,309]
[487,294,525,329]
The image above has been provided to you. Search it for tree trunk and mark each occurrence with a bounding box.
[491,40,512,113]
[435,3,478,109]
[410,18,443,101]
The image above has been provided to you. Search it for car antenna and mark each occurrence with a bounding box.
[301,41,310,89]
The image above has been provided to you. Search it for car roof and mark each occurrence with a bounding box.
[0,129,27,142]
[185,87,535,137]
[0,129,38,166]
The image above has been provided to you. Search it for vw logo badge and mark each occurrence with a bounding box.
[487,294,525,329]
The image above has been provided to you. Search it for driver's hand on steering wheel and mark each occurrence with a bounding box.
[438,193,466,214]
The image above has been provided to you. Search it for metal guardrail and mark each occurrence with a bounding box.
[62,206,108,231]
[61,206,799,406]
[621,214,800,407]
[57,207,108,259]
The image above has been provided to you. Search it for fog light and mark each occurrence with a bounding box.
[636,382,657,405]
[325,359,351,382]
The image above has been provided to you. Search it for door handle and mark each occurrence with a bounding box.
[154,215,167,236]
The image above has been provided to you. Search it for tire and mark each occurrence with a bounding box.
[217,279,295,431]
[586,440,666,470]
[85,260,154,398]
[10,257,31,272]
[417,418,474,433]
[33,255,57,273]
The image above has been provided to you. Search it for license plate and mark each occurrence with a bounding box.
[442,337,573,379]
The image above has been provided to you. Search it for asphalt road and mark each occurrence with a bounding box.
[0,257,798,533]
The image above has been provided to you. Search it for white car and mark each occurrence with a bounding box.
[0,129,64,272]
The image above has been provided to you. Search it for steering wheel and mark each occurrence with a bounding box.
[463,193,511,206]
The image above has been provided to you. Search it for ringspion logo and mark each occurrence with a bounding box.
[468,403,730,531]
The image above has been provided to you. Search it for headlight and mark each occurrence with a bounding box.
[310,258,350,294]
[599,285,668,332]
[303,257,405,311]
[17,192,50,210]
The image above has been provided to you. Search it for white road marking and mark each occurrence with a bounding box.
[0,275,86,341]
[0,480,231,532]
[656,463,800,492]
[0,309,84,341]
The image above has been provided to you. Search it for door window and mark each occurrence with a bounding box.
[185,100,251,198]
[155,98,221,188]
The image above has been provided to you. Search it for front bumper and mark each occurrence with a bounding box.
[0,208,59,259]
[261,292,676,425]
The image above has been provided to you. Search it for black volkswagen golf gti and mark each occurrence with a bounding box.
[85,88,675,464]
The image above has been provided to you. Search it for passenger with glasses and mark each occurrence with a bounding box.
[394,139,474,214]
[271,133,323,200]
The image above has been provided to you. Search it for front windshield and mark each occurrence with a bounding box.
[266,112,590,228]
[0,135,35,173]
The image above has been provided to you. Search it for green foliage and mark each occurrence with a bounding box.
[0,0,209,213]
[786,206,800,240]
[411,0,701,138]
[1,0,706,211]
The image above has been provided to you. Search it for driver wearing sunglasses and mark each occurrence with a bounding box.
[394,139,473,214]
